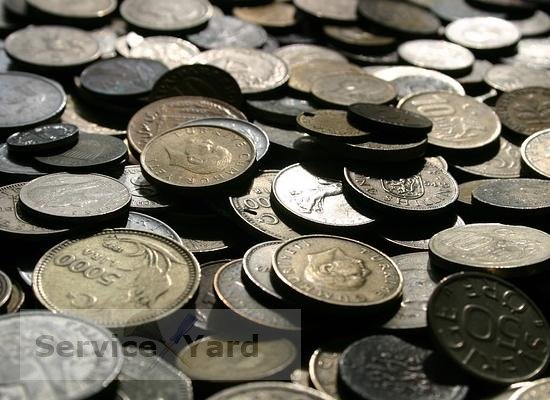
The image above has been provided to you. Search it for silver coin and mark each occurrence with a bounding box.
[242,240,284,301]
[293,0,358,22]
[502,38,550,70]
[0,270,12,309]
[273,44,346,70]
[484,64,550,92]
[126,211,181,244]
[128,36,200,69]
[445,17,521,50]
[26,0,117,18]
[398,40,474,73]
[511,11,550,37]
[118,165,170,211]
[206,382,335,400]
[521,129,550,179]
[188,15,267,50]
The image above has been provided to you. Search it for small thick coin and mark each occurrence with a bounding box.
[247,97,316,127]
[118,165,170,212]
[345,160,459,215]
[126,211,181,244]
[192,48,289,95]
[472,178,550,217]
[193,259,230,330]
[398,40,475,73]
[294,0,357,22]
[242,241,285,302]
[7,123,79,154]
[0,72,66,133]
[26,0,117,19]
[428,272,550,384]
[510,378,550,400]
[399,91,501,150]
[348,103,433,135]
[34,133,128,171]
[5,25,101,68]
[274,44,346,70]
[521,129,550,179]
[206,382,335,400]
[33,229,200,327]
[339,335,468,400]
[128,36,199,69]
[229,170,301,241]
[445,17,520,51]
[234,3,297,29]
[311,73,396,107]
[495,88,550,137]
[485,65,550,92]
[323,25,395,50]
[188,15,267,49]
[214,259,300,330]
[0,312,123,400]
[383,252,438,330]
[182,117,269,160]
[151,64,243,107]
[289,60,363,94]
[120,0,213,32]
[273,235,402,308]
[80,58,168,98]
[141,125,256,193]
[128,96,246,154]
[273,163,375,229]
[309,349,341,399]
[61,95,126,137]
[297,110,370,141]
[0,270,12,309]
[20,173,131,224]
[429,223,550,277]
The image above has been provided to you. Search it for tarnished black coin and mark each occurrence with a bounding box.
[0,144,47,182]
[357,0,441,37]
[34,133,127,171]
[0,72,66,134]
[242,240,285,302]
[151,64,243,107]
[345,160,458,215]
[6,123,79,154]
[472,178,550,217]
[495,87,550,138]
[297,110,370,141]
[247,96,317,127]
[125,211,181,244]
[428,272,550,384]
[349,103,433,136]
[193,259,231,330]
[80,58,168,98]
[118,165,170,212]
[521,129,550,179]
[339,335,469,400]
[188,14,267,49]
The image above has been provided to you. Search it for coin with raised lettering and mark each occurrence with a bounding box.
[188,14,267,49]
[309,349,341,399]
[445,17,520,51]
[429,223,550,277]
[128,36,200,69]
[126,211,181,244]
[7,123,79,154]
[428,272,550,384]
[521,129,550,179]
[118,165,170,212]
[484,65,550,92]
[206,382,335,400]
[495,88,550,138]
[297,110,370,141]
[398,40,474,74]
[242,241,285,302]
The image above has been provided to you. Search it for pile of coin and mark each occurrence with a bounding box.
[1,0,550,399]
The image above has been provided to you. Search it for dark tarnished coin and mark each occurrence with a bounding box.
[61,95,126,137]
[399,91,501,150]
[510,378,550,400]
[80,58,168,98]
[117,347,193,400]
[214,259,300,330]
[7,123,79,154]
[273,163,375,229]
[495,88,550,138]
[127,96,246,154]
[445,17,520,51]
[273,235,402,308]
[345,160,459,215]
[193,259,230,330]
[5,25,101,68]
[20,173,131,224]
[297,110,370,141]
[233,3,297,29]
[126,211,181,244]
[349,103,433,135]
[120,0,213,32]
[206,382,334,400]
[428,272,550,384]
[128,36,200,69]
[182,117,269,161]
[118,165,170,212]
[323,25,395,50]
[242,241,285,302]
[247,97,317,127]
[289,60,364,94]
[0,312,123,400]
[192,48,289,95]
[0,72,66,133]
[0,270,12,309]
[485,65,550,92]
[311,73,397,107]
[141,125,255,193]
[521,129,550,179]
[398,40,475,73]
[34,133,127,171]
[274,44,346,70]
[429,223,550,277]
[26,0,117,20]
[472,179,550,217]
[229,170,301,241]
[383,252,438,330]
[33,229,201,327]
[309,349,341,399]
[339,335,469,400]
[151,64,243,107]
[294,0,357,22]
[188,15,267,49]
[0,144,47,182]
[358,0,441,37]
[457,179,495,208]
[178,338,297,381]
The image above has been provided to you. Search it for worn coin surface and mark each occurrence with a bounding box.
[188,15,267,50]
[398,40,475,73]
[484,65,550,92]
[349,103,433,135]
[323,25,395,50]
[445,17,521,50]
[0,311,123,400]
[26,0,117,18]
[429,223,550,277]
[510,378,550,400]
[399,91,501,150]
[126,211,181,244]
[141,125,255,192]
[273,235,402,307]
[428,272,550,384]
[120,0,213,32]
[297,110,370,140]
[247,96,316,127]
[0,270,12,308]
[457,179,495,208]
[274,44,346,70]
[233,3,297,28]
[33,229,200,327]
[192,48,289,95]
[7,123,79,154]
[118,165,170,212]
[294,0,357,22]
[242,241,285,302]
[128,36,200,69]
[193,259,230,330]
[205,381,335,399]
[5,25,101,68]
[128,96,246,154]
[289,60,363,94]
[495,88,550,137]
[521,129,550,179]
[309,349,341,399]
